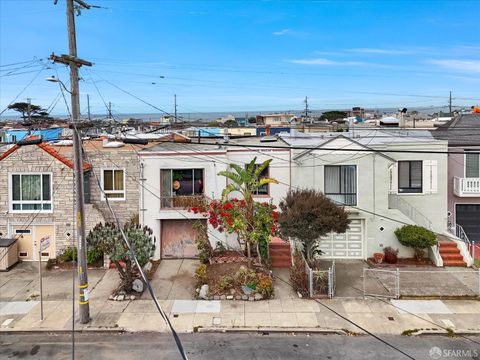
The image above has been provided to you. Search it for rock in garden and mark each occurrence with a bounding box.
[226,295,234,300]
[117,294,125,301]
[297,291,303,298]
[213,295,220,300]
[254,293,263,301]
[220,295,226,300]
[129,295,136,301]
[199,284,209,300]
[248,296,254,301]
[108,295,115,300]
[241,295,248,300]
[132,279,144,293]
[235,295,242,300]
[229,289,236,295]
[143,262,153,272]
[241,285,253,295]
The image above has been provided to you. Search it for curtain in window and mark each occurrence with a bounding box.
[114,170,124,190]
[342,165,356,205]
[466,154,480,178]
[398,162,410,189]
[22,175,41,201]
[410,161,422,188]
[12,175,21,201]
[325,166,340,193]
[103,170,113,191]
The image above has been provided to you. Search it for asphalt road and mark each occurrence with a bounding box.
[1,332,479,360]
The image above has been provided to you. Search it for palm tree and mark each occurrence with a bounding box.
[218,157,278,258]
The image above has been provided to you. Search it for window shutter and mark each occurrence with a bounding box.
[389,163,397,193]
[423,160,438,194]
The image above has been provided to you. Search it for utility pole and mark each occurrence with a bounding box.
[87,94,91,121]
[26,98,32,124]
[51,0,93,324]
[108,101,112,120]
[304,96,310,123]
[174,94,177,124]
[449,91,452,117]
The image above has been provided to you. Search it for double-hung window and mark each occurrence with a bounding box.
[398,161,422,193]
[324,165,357,206]
[11,173,52,211]
[465,153,480,178]
[102,169,125,200]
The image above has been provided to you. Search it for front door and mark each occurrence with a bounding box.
[12,225,55,261]
[34,225,55,260]
[456,204,480,243]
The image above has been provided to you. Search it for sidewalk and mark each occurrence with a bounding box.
[2,296,480,336]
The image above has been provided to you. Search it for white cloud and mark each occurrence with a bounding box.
[272,29,292,36]
[348,48,410,55]
[428,59,480,73]
[288,58,368,66]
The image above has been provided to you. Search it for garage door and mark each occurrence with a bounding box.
[456,204,480,243]
[317,219,365,259]
[161,220,205,259]
[12,225,55,261]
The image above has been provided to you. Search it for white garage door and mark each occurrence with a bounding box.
[317,219,365,259]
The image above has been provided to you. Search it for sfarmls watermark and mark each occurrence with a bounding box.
[429,346,479,359]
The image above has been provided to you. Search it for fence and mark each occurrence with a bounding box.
[306,260,336,298]
[363,268,480,299]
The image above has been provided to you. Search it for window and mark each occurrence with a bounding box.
[102,169,125,200]
[161,169,204,208]
[465,153,480,178]
[398,161,422,193]
[324,165,357,206]
[251,164,269,195]
[11,173,52,211]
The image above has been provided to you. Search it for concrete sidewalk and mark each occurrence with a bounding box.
[2,297,479,336]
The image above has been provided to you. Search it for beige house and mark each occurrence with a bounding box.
[0,138,152,262]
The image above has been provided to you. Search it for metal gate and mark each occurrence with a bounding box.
[363,268,399,299]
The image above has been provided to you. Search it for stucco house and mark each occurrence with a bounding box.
[138,137,290,260]
[0,138,152,262]
[432,113,480,258]
[281,129,472,266]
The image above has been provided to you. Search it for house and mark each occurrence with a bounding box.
[138,137,290,259]
[256,113,296,126]
[1,127,63,143]
[0,138,154,262]
[431,114,480,253]
[281,129,459,264]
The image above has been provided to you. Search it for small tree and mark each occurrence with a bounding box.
[278,189,350,262]
[394,225,436,261]
[86,217,156,292]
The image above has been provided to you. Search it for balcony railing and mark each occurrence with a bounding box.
[454,177,480,197]
[161,195,206,209]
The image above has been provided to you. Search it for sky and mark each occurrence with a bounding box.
[1,0,479,117]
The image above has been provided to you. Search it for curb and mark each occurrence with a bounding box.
[415,329,480,336]
[0,329,126,335]
[195,327,346,335]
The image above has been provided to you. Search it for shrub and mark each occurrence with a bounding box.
[290,250,309,297]
[195,264,208,285]
[234,265,257,285]
[257,273,274,298]
[87,247,103,265]
[278,189,350,261]
[218,275,234,291]
[193,221,213,264]
[61,246,77,262]
[394,225,437,261]
[383,246,399,264]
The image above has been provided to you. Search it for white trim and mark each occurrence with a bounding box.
[323,164,359,207]
[8,172,53,213]
[101,168,126,201]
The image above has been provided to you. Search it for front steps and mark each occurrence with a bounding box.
[439,241,466,267]
[269,237,292,268]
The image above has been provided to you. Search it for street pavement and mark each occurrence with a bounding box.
[1,332,480,359]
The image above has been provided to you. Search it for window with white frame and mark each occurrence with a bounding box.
[102,169,125,200]
[398,161,422,193]
[324,165,357,205]
[465,153,480,178]
[11,173,52,211]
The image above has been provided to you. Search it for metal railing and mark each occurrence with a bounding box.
[455,224,476,259]
[388,194,433,230]
[454,177,480,197]
[160,195,206,209]
[305,259,336,298]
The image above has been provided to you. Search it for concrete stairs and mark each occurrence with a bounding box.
[439,240,466,267]
[269,237,292,268]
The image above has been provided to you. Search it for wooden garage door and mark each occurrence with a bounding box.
[456,204,480,243]
[317,219,364,259]
[161,220,205,259]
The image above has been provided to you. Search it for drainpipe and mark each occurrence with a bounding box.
[140,162,145,225]
[373,154,376,220]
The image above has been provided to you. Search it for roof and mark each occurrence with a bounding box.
[0,141,92,171]
[430,114,480,146]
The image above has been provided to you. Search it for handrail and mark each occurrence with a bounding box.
[388,194,433,230]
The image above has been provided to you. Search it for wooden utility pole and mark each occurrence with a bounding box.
[87,94,91,121]
[174,94,177,124]
[449,91,452,116]
[51,0,93,324]
[108,101,112,120]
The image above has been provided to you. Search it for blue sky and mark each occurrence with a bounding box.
[1,0,479,117]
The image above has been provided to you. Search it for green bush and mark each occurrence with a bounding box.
[61,246,77,262]
[218,275,234,291]
[394,225,437,261]
[195,264,208,285]
[61,246,103,265]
